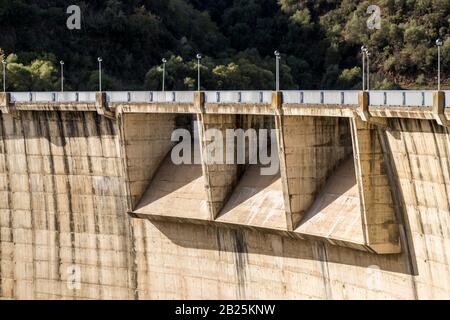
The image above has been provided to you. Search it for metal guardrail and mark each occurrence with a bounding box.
[445,91,450,108]
[9,91,195,104]
[8,90,445,107]
[204,91,272,104]
[10,92,97,103]
[368,90,433,107]
[106,91,194,103]
[282,90,359,105]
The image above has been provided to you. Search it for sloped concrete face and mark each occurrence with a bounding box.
[216,165,286,231]
[276,116,353,229]
[296,157,364,246]
[198,114,276,220]
[133,152,210,221]
[121,113,177,209]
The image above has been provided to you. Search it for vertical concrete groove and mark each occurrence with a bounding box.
[117,114,139,299]
[117,114,133,212]
[429,123,450,213]
[136,221,147,299]
[20,113,37,299]
[0,114,5,297]
[56,112,77,298]
[0,114,16,298]
[42,112,62,297]
[83,112,103,299]
[313,242,332,299]
[0,114,3,297]
[232,230,248,299]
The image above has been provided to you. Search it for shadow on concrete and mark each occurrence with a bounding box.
[150,217,416,276]
[133,144,210,220]
[298,156,357,228]
[216,165,286,231]
[217,165,281,216]
[1,111,116,148]
[146,120,419,277]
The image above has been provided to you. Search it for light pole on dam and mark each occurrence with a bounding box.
[2,60,6,92]
[60,60,64,92]
[98,57,103,92]
[196,53,202,91]
[436,38,443,91]
[162,58,167,92]
[274,50,280,91]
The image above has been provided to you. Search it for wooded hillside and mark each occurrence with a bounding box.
[0,0,448,90]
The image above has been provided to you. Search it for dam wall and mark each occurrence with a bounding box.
[0,90,449,299]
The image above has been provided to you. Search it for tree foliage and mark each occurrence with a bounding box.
[0,0,448,91]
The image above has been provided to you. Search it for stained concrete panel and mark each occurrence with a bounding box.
[296,157,364,245]
[216,165,286,231]
[133,152,210,221]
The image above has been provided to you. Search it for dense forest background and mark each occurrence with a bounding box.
[0,0,449,91]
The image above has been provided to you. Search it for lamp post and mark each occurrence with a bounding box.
[361,46,367,91]
[60,61,64,92]
[196,54,202,91]
[436,39,443,91]
[97,57,102,92]
[162,58,167,91]
[2,60,6,92]
[274,50,281,91]
[365,50,371,91]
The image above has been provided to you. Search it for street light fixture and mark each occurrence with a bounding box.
[361,46,367,91]
[97,57,103,92]
[162,58,167,91]
[60,61,64,92]
[436,39,443,91]
[2,60,6,92]
[274,50,281,91]
[366,50,371,91]
[361,47,370,91]
[196,54,202,91]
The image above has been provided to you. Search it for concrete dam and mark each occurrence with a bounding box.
[0,89,449,299]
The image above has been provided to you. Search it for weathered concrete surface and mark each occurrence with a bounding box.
[282,104,357,118]
[296,157,363,246]
[198,114,240,219]
[118,103,199,114]
[216,165,285,231]
[120,113,176,208]
[276,116,353,230]
[204,103,273,115]
[350,117,400,254]
[0,111,132,299]
[0,109,449,300]
[383,118,450,298]
[133,152,210,221]
[0,93,12,114]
